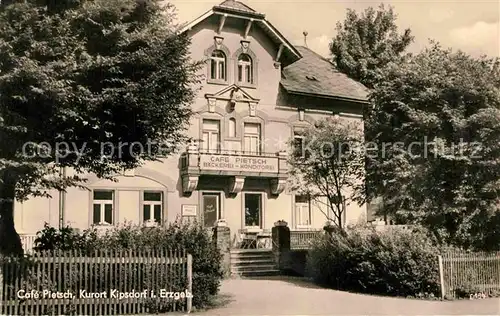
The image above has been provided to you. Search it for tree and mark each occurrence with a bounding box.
[330,4,413,223]
[288,117,365,229]
[0,0,201,255]
[367,42,500,248]
[330,4,413,90]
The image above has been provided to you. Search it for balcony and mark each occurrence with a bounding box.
[180,144,288,195]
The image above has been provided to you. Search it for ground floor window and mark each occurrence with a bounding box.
[244,193,262,228]
[203,193,221,227]
[143,191,163,224]
[295,195,311,227]
[92,190,114,225]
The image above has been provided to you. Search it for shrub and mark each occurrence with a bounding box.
[34,223,89,251]
[33,220,223,309]
[307,224,441,297]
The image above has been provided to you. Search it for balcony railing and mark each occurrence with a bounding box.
[180,143,289,195]
[290,229,323,250]
[181,144,288,176]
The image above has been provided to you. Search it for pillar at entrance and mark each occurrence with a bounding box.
[272,220,290,270]
[213,220,231,277]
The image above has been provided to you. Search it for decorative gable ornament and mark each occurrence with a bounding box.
[230,88,244,111]
[214,36,224,50]
[207,98,216,113]
[249,103,257,117]
[233,88,244,101]
[240,40,250,54]
[205,84,260,113]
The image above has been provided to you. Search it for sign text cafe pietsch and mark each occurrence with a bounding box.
[200,155,278,173]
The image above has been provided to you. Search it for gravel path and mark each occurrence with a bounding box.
[194,276,500,315]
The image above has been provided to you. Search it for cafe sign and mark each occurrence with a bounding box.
[200,155,278,173]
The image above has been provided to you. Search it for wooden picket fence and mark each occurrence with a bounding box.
[0,249,192,315]
[438,251,500,299]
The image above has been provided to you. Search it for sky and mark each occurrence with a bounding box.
[168,0,500,58]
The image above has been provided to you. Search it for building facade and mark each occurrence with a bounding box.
[13,0,370,244]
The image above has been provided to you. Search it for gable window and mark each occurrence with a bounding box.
[93,190,114,225]
[237,54,253,84]
[143,191,163,224]
[210,50,226,81]
[228,118,236,138]
[202,119,220,153]
[295,195,311,227]
[243,123,260,155]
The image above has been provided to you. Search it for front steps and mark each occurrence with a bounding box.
[230,249,280,277]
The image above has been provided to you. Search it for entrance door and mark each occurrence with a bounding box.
[244,193,262,228]
[202,193,220,227]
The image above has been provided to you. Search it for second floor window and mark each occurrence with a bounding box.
[237,54,253,84]
[244,123,261,155]
[228,118,236,138]
[210,50,226,81]
[202,119,220,153]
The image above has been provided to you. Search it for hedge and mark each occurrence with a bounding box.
[306,225,441,298]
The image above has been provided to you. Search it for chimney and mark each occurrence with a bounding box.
[303,31,308,47]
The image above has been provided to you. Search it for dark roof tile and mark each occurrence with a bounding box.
[281,46,370,102]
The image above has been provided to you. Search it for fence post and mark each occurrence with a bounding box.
[187,254,192,314]
[438,255,445,300]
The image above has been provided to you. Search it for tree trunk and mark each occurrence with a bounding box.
[0,176,23,256]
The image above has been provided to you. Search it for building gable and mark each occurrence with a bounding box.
[181,0,301,67]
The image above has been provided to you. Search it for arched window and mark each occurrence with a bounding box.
[210,50,226,80]
[237,54,253,84]
[228,118,236,137]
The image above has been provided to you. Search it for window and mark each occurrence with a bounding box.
[202,119,220,153]
[143,191,163,224]
[243,123,260,155]
[244,194,262,228]
[237,54,253,84]
[210,50,226,81]
[295,195,311,227]
[92,190,114,225]
[228,118,236,138]
[293,130,305,158]
[203,193,221,227]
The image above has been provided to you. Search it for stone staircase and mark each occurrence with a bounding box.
[230,249,280,277]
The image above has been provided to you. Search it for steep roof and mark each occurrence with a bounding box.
[217,0,256,14]
[181,0,301,62]
[281,46,370,103]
